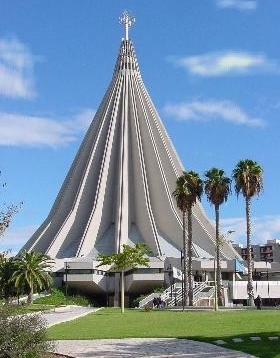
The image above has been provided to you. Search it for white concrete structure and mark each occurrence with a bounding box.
[230,281,280,300]
[21,12,238,300]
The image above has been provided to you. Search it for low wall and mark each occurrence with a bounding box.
[229,281,280,299]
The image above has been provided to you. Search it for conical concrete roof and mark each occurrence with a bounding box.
[22,38,237,260]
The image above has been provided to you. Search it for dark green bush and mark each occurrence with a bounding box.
[152,286,165,293]
[0,306,53,358]
[131,294,147,308]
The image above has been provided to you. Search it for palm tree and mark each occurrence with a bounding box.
[172,175,188,308]
[233,160,263,306]
[12,251,53,304]
[173,171,203,306]
[204,168,231,306]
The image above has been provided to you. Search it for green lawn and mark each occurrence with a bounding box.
[7,304,55,315]
[47,308,280,358]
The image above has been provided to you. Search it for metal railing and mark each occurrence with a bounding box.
[139,281,214,308]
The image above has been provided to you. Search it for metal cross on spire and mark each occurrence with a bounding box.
[119,10,135,40]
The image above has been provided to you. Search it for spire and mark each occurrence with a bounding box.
[114,38,140,74]
[119,10,135,40]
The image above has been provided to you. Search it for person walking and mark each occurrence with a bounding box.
[152,296,157,309]
[255,295,262,310]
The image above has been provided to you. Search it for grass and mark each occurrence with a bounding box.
[6,303,55,315]
[225,337,280,358]
[2,288,95,316]
[47,308,280,358]
[33,288,93,307]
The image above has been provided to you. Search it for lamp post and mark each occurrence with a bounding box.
[265,258,270,298]
[180,250,185,310]
[65,262,70,297]
[174,278,177,306]
[234,256,237,283]
[167,264,173,301]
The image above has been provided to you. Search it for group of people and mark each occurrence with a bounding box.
[152,296,165,309]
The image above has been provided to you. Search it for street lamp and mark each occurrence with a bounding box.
[166,264,173,301]
[65,262,70,297]
[180,250,185,310]
[265,258,269,281]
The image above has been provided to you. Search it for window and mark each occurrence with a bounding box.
[65,269,106,275]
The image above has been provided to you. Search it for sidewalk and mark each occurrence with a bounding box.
[42,306,99,327]
[54,338,254,357]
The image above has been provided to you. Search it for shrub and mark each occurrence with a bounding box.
[130,294,147,308]
[34,288,94,307]
[153,286,165,293]
[0,306,53,358]
[34,288,66,306]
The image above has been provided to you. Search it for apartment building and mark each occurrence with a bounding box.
[233,239,280,263]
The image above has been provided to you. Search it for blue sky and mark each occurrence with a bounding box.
[1,0,280,253]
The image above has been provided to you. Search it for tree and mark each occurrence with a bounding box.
[233,159,263,306]
[173,171,203,306]
[204,168,231,306]
[0,205,20,239]
[12,251,53,304]
[0,255,18,303]
[0,172,22,240]
[172,175,188,308]
[97,243,150,313]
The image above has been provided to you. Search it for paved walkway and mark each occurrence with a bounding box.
[42,306,98,327]
[54,338,254,357]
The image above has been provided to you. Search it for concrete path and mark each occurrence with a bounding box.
[54,338,255,357]
[42,306,98,327]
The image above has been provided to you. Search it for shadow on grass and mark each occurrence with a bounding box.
[182,333,280,358]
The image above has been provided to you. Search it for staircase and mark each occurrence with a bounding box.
[139,281,215,308]
[193,283,215,306]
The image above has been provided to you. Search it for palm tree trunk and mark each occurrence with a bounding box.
[215,204,223,306]
[182,210,187,309]
[27,287,33,304]
[121,270,125,314]
[187,207,193,306]
[246,196,254,306]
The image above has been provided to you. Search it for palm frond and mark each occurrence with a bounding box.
[233,159,263,198]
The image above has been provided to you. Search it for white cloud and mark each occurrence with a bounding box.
[0,108,95,147]
[0,38,37,99]
[173,51,277,77]
[0,224,38,255]
[216,0,257,11]
[221,215,280,245]
[164,99,264,127]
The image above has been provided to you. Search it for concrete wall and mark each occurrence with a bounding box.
[229,281,280,299]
